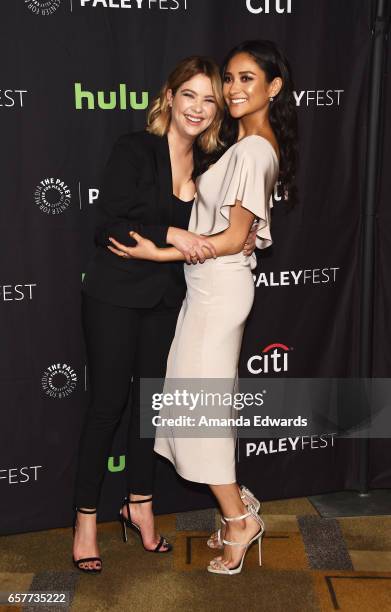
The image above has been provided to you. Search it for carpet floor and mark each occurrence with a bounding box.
[1,497,391,612]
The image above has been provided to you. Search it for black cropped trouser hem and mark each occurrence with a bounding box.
[73,292,180,509]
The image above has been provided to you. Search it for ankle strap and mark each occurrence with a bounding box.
[223,510,252,522]
[123,496,153,505]
[75,507,97,514]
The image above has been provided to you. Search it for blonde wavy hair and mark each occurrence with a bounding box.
[147,56,225,154]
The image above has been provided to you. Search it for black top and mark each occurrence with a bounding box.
[82,131,194,309]
[171,193,194,228]
[160,194,194,307]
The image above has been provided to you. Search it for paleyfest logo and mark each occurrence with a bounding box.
[25,0,62,15]
[42,363,78,398]
[78,0,188,9]
[253,267,340,288]
[247,342,291,375]
[34,178,71,215]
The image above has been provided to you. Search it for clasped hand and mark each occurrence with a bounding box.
[107,226,257,264]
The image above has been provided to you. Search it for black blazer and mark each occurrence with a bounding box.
[82,130,189,308]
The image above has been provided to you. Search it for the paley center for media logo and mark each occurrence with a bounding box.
[42,363,78,398]
[24,0,62,15]
[34,178,71,215]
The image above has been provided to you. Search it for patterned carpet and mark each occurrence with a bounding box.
[1,497,391,611]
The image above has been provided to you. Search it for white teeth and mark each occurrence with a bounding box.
[231,98,247,104]
[185,115,202,123]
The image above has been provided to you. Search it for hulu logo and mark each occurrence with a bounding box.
[108,455,126,472]
[74,83,149,110]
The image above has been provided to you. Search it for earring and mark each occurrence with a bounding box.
[269,96,274,102]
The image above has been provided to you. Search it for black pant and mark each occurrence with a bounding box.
[74,293,180,508]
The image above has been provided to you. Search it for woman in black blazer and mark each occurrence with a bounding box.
[72,56,256,573]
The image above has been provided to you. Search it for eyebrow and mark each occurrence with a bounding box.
[181,88,215,99]
[224,71,256,76]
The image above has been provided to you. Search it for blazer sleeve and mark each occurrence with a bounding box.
[94,134,169,248]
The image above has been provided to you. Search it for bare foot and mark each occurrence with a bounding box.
[122,495,170,552]
[73,510,101,571]
[208,484,251,550]
[209,513,261,570]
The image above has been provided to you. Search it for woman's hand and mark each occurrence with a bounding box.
[167,227,217,264]
[243,225,257,256]
[108,232,160,261]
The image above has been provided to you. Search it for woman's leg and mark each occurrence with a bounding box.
[209,484,262,569]
[73,293,140,568]
[122,300,180,550]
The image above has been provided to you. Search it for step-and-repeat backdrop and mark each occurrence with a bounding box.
[1,0,389,534]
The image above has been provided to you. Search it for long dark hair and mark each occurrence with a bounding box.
[210,40,299,209]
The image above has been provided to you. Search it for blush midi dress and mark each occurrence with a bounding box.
[154,135,280,484]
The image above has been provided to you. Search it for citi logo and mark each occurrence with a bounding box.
[74,83,148,110]
[246,0,292,14]
[247,342,291,375]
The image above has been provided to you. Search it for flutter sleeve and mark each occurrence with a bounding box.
[212,136,278,250]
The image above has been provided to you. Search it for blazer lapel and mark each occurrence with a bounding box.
[155,134,173,225]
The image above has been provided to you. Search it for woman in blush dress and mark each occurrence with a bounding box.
[109,40,298,575]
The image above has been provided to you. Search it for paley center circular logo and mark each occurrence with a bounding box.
[34,178,71,215]
[42,363,77,398]
[25,0,62,15]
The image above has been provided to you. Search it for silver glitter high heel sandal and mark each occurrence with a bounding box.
[207,485,261,549]
[207,505,265,575]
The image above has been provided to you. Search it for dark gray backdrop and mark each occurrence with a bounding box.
[1,0,389,534]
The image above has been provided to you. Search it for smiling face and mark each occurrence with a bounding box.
[167,73,218,140]
[223,52,276,120]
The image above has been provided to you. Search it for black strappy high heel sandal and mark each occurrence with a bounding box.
[72,507,102,573]
[119,496,173,553]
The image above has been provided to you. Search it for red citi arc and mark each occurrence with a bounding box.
[247,343,291,375]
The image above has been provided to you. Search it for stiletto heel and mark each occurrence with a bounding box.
[119,510,128,543]
[258,531,263,566]
[207,484,261,549]
[207,505,265,575]
[119,496,173,553]
[72,507,102,573]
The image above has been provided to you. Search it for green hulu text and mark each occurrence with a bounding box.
[75,83,149,110]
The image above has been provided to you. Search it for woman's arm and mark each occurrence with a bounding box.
[158,200,255,262]
[95,134,218,261]
[108,199,255,263]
